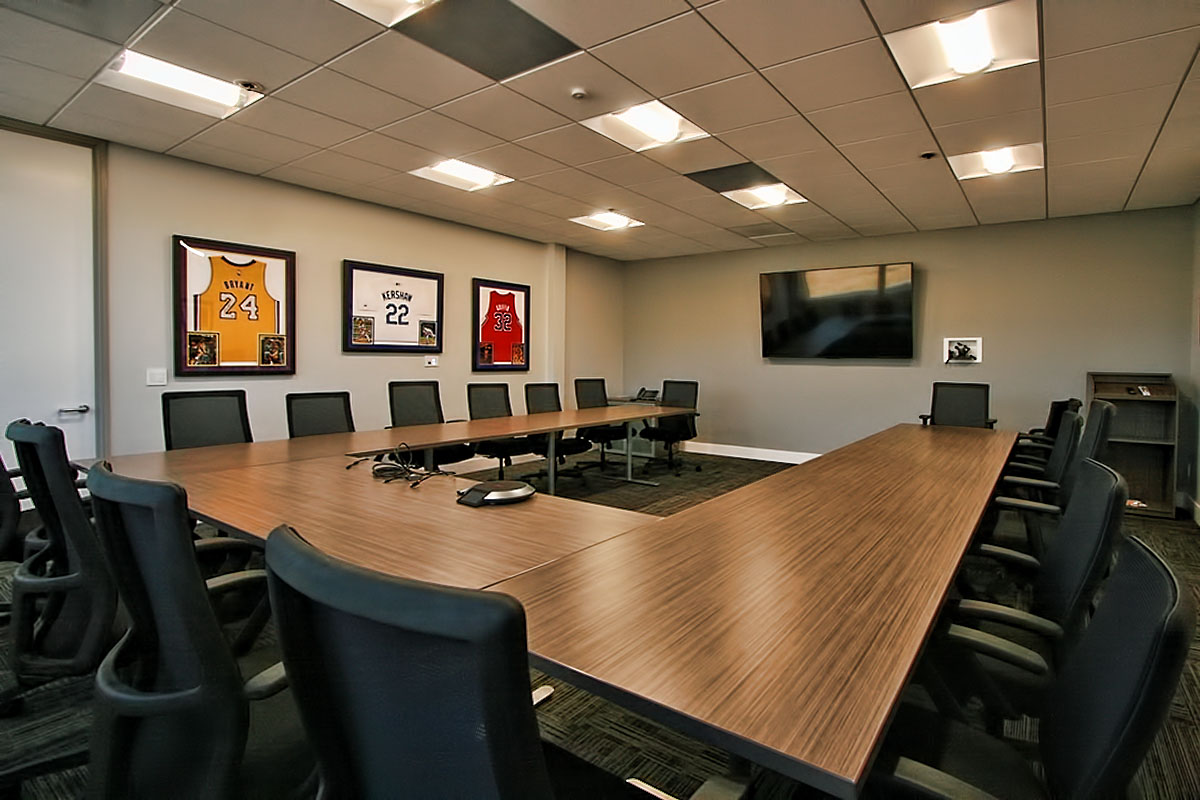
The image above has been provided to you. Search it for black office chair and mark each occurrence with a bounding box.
[467,383,532,480]
[640,380,700,476]
[85,463,315,799]
[286,391,355,438]
[264,524,710,800]
[387,380,474,468]
[574,378,625,471]
[524,383,591,485]
[0,452,35,565]
[873,536,1193,800]
[161,389,253,450]
[1018,397,1082,446]
[918,382,996,428]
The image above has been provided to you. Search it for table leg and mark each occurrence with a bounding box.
[424,449,434,471]
[593,421,658,487]
[547,435,556,496]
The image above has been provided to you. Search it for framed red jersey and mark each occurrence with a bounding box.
[472,278,529,372]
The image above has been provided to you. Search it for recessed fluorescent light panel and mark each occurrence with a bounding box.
[331,0,441,27]
[570,211,645,231]
[410,159,513,191]
[884,0,1039,89]
[684,162,806,209]
[94,50,263,118]
[580,101,709,152]
[721,183,807,210]
[946,142,1043,180]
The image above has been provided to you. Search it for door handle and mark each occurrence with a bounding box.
[58,404,90,414]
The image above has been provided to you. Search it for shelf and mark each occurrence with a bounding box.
[1109,437,1176,447]
[1095,394,1176,402]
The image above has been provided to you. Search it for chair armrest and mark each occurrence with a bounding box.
[1004,461,1046,475]
[974,543,1041,572]
[986,418,996,429]
[992,496,1060,515]
[96,631,204,715]
[876,757,1000,800]
[205,569,267,597]
[193,538,261,556]
[919,414,932,426]
[1018,433,1052,444]
[1015,440,1052,453]
[243,661,289,700]
[1002,475,1058,491]
[944,624,1049,674]
[953,600,1064,640]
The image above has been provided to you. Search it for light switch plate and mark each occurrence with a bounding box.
[425,356,439,367]
[146,367,167,386]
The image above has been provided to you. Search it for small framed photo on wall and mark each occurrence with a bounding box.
[944,336,983,364]
[342,260,444,354]
[173,235,296,376]
[472,278,529,372]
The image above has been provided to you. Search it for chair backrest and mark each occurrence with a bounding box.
[264,525,556,800]
[1041,410,1083,485]
[1043,398,1083,440]
[525,383,563,451]
[574,378,609,410]
[1032,458,1127,644]
[467,383,514,420]
[1040,537,1194,799]
[5,420,116,680]
[1059,399,1116,505]
[0,451,21,560]
[657,380,699,440]
[286,391,355,438]
[161,390,252,450]
[387,381,446,427]
[929,382,991,428]
[85,463,248,799]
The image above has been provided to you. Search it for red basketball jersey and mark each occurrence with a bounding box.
[480,290,524,363]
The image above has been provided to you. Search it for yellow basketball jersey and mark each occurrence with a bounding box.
[196,257,279,364]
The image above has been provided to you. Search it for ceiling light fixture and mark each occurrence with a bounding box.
[580,101,708,152]
[720,183,807,210]
[935,11,994,75]
[94,50,263,118]
[570,211,645,231]
[410,159,513,191]
[330,0,441,27]
[615,103,681,144]
[980,146,1015,175]
[947,142,1043,180]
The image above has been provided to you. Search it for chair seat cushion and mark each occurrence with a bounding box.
[973,621,1054,716]
[477,439,533,459]
[237,645,315,797]
[579,425,625,443]
[639,427,676,443]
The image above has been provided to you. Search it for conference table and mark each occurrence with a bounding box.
[107,420,1015,798]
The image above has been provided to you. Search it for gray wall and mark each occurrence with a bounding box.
[623,208,1195,455]
[565,250,625,401]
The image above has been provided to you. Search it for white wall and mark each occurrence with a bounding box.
[106,146,565,455]
[564,250,625,402]
[623,208,1195,455]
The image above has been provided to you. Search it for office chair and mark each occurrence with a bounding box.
[286,391,355,438]
[386,380,473,468]
[524,383,591,485]
[161,389,253,450]
[1019,397,1082,445]
[640,380,700,476]
[873,536,1193,800]
[85,463,315,800]
[467,383,532,480]
[574,377,625,471]
[265,525,737,800]
[918,382,996,428]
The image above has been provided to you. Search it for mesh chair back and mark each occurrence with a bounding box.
[5,421,116,681]
[286,392,354,438]
[657,380,698,440]
[1032,458,1126,645]
[929,382,991,428]
[467,383,513,420]
[387,381,446,427]
[1040,537,1194,799]
[1079,399,1115,462]
[525,384,563,452]
[85,463,247,798]
[1041,410,1082,485]
[265,525,556,800]
[574,378,609,409]
[161,390,252,450]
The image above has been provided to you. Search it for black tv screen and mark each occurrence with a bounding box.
[759,263,914,359]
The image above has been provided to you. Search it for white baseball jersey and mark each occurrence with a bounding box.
[351,269,439,346]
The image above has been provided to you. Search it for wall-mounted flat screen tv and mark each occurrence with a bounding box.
[760,263,914,359]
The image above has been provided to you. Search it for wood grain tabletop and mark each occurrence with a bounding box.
[489,423,1016,798]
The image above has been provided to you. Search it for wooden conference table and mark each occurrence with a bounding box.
[108,421,1015,798]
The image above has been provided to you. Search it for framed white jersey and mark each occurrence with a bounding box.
[342,260,444,353]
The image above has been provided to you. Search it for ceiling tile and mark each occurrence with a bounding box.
[231,97,364,148]
[758,145,856,183]
[53,84,213,152]
[333,133,439,172]
[959,169,1046,224]
[436,85,569,141]
[1127,149,1200,209]
[914,63,1042,127]
[460,143,564,178]
[782,213,858,239]
[1045,84,1176,140]
[133,8,315,91]
[579,153,677,184]
[526,167,622,199]
[642,137,744,172]
[932,108,1044,154]
[699,0,875,68]
[274,68,420,130]
[263,163,361,195]
[0,0,162,44]
[763,39,905,113]
[1043,0,1200,58]
[666,193,764,225]
[516,123,630,164]
[716,115,828,160]
[781,170,882,210]
[508,0,690,48]
[838,128,939,171]
[484,181,573,209]
[329,29,492,108]
[627,204,719,234]
[591,11,751,97]
[684,227,763,249]
[1047,125,1159,167]
[1044,28,1200,105]
[178,0,382,63]
[502,51,649,120]
[752,231,808,246]
[0,56,84,125]
[865,157,961,191]
[663,73,793,133]
[190,120,319,163]
[862,0,995,35]
[805,91,926,145]
[0,7,120,79]
[1047,157,1142,216]
[755,199,831,223]
[379,111,502,157]
[168,139,282,175]
[627,175,714,204]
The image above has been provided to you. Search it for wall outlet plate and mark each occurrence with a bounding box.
[425,355,438,367]
[146,367,167,386]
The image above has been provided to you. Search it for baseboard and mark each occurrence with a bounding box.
[681,441,820,465]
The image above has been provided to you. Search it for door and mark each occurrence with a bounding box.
[0,127,97,463]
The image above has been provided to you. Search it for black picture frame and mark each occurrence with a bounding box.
[172,235,296,377]
[472,277,530,372]
[342,260,445,354]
